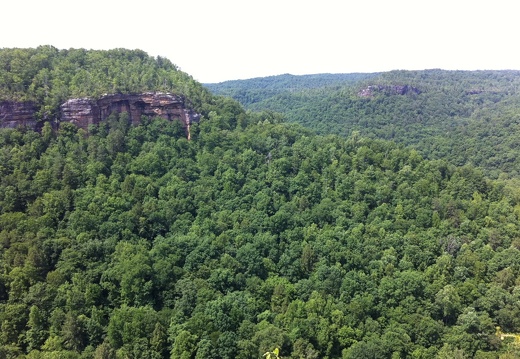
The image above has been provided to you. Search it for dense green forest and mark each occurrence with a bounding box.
[206,70,520,178]
[2,48,520,359]
[203,73,377,107]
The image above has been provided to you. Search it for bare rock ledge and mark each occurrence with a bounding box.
[1,92,200,136]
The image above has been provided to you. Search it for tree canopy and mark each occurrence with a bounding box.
[0,46,214,120]
[1,48,520,358]
[207,70,520,178]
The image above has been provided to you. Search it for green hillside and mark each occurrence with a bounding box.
[204,73,378,106]
[1,48,520,359]
[0,46,214,119]
[207,70,520,178]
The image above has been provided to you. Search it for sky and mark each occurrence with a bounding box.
[1,0,519,83]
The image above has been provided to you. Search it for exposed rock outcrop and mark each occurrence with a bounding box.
[358,84,421,97]
[60,98,99,129]
[61,92,200,131]
[0,101,39,129]
[0,93,200,137]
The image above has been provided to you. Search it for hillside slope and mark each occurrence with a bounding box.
[207,70,520,178]
[1,48,520,358]
[205,73,378,106]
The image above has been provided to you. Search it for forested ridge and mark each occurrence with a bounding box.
[0,46,213,120]
[2,48,520,359]
[203,73,378,107]
[206,70,520,178]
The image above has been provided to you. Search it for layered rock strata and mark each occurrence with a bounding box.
[0,101,39,129]
[0,93,200,136]
[60,92,200,131]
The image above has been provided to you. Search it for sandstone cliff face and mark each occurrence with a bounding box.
[61,93,200,131]
[0,101,39,129]
[0,93,200,136]
[60,98,99,129]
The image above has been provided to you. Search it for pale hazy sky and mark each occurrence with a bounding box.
[2,0,519,83]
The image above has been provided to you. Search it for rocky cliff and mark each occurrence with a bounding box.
[0,92,200,136]
[0,101,39,129]
[60,92,200,131]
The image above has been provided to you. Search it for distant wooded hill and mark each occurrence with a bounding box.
[206,70,520,178]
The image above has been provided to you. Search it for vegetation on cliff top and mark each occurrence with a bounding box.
[0,46,214,120]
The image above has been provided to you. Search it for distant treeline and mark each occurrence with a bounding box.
[207,70,520,178]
